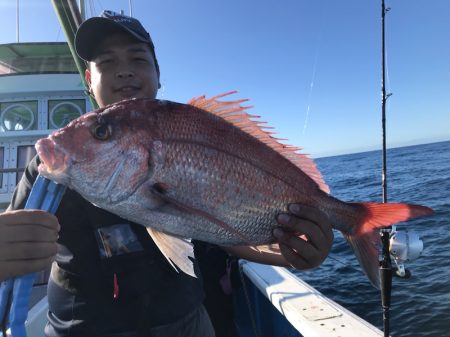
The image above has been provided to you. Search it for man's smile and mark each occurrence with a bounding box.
[115,85,141,97]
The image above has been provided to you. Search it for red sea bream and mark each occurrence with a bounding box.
[35,93,433,288]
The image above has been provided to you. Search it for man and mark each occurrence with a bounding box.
[6,10,333,337]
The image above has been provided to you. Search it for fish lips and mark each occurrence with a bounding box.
[35,137,71,182]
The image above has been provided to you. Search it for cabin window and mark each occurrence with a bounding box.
[0,101,38,132]
[16,145,36,184]
[48,99,84,129]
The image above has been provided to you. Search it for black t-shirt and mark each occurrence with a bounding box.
[9,155,205,336]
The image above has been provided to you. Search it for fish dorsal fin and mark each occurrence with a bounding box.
[188,92,330,193]
[146,227,197,278]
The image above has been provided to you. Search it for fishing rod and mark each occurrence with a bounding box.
[379,1,392,335]
[379,2,424,336]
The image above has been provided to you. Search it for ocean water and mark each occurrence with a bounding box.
[294,140,450,337]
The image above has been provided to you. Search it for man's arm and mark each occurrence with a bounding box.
[223,204,333,270]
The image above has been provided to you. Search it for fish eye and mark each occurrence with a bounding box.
[93,123,112,140]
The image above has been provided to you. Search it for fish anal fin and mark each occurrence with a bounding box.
[187,92,329,193]
[146,227,196,278]
[344,231,381,289]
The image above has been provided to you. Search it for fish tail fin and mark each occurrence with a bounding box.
[342,202,432,289]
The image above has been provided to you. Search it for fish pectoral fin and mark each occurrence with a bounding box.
[146,227,196,278]
[150,184,251,244]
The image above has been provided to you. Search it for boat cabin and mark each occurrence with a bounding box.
[0,42,90,210]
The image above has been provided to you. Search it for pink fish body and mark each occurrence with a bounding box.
[36,93,432,287]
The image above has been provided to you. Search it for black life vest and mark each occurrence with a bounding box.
[9,156,205,336]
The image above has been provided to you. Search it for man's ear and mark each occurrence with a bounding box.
[84,68,95,98]
[85,68,92,88]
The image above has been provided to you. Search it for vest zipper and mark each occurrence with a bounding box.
[113,273,120,299]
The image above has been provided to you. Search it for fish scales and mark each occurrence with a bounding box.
[155,101,321,196]
[125,99,327,243]
[153,140,306,245]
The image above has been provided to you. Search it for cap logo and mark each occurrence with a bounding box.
[101,10,134,23]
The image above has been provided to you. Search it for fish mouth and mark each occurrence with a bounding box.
[35,137,70,182]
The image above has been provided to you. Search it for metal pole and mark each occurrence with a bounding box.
[79,0,85,21]
[380,1,392,336]
[51,0,97,109]
[16,0,19,43]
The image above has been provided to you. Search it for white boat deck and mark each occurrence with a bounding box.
[241,260,385,337]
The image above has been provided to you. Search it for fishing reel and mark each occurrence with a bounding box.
[388,226,423,278]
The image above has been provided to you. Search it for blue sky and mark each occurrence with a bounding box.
[1,0,449,157]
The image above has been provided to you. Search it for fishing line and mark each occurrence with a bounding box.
[302,10,325,136]
[95,0,105,15]
[86,0,97,18]
[159,83,166,99]
[302,52,318,135]
[55,24,62,42]
[326,255,361,273]
[88,0,94,18]
[384,16,393,117]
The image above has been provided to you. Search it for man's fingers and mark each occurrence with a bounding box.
[0,210,59,281]
[1,209,60,231]
[274,205,334,269]
[277,214,323,247]
[288,204,333,242]
[0,257,54,280]
[282,204,334,245]
[278,242,315,270]
[0,242,58,261]
[1,224,59,243]
[274,227,320,260]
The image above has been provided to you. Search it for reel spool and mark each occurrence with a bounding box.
[389,228,423,278]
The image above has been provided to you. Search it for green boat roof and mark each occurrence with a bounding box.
[0,42,78,76]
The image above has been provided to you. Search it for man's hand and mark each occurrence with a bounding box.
[0,209,60,281]
[223,204,333,269]
[273,204,333,270]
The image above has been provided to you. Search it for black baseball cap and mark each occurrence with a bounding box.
[75,10,159,75]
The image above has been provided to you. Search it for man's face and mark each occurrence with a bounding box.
[85,32,160,107]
